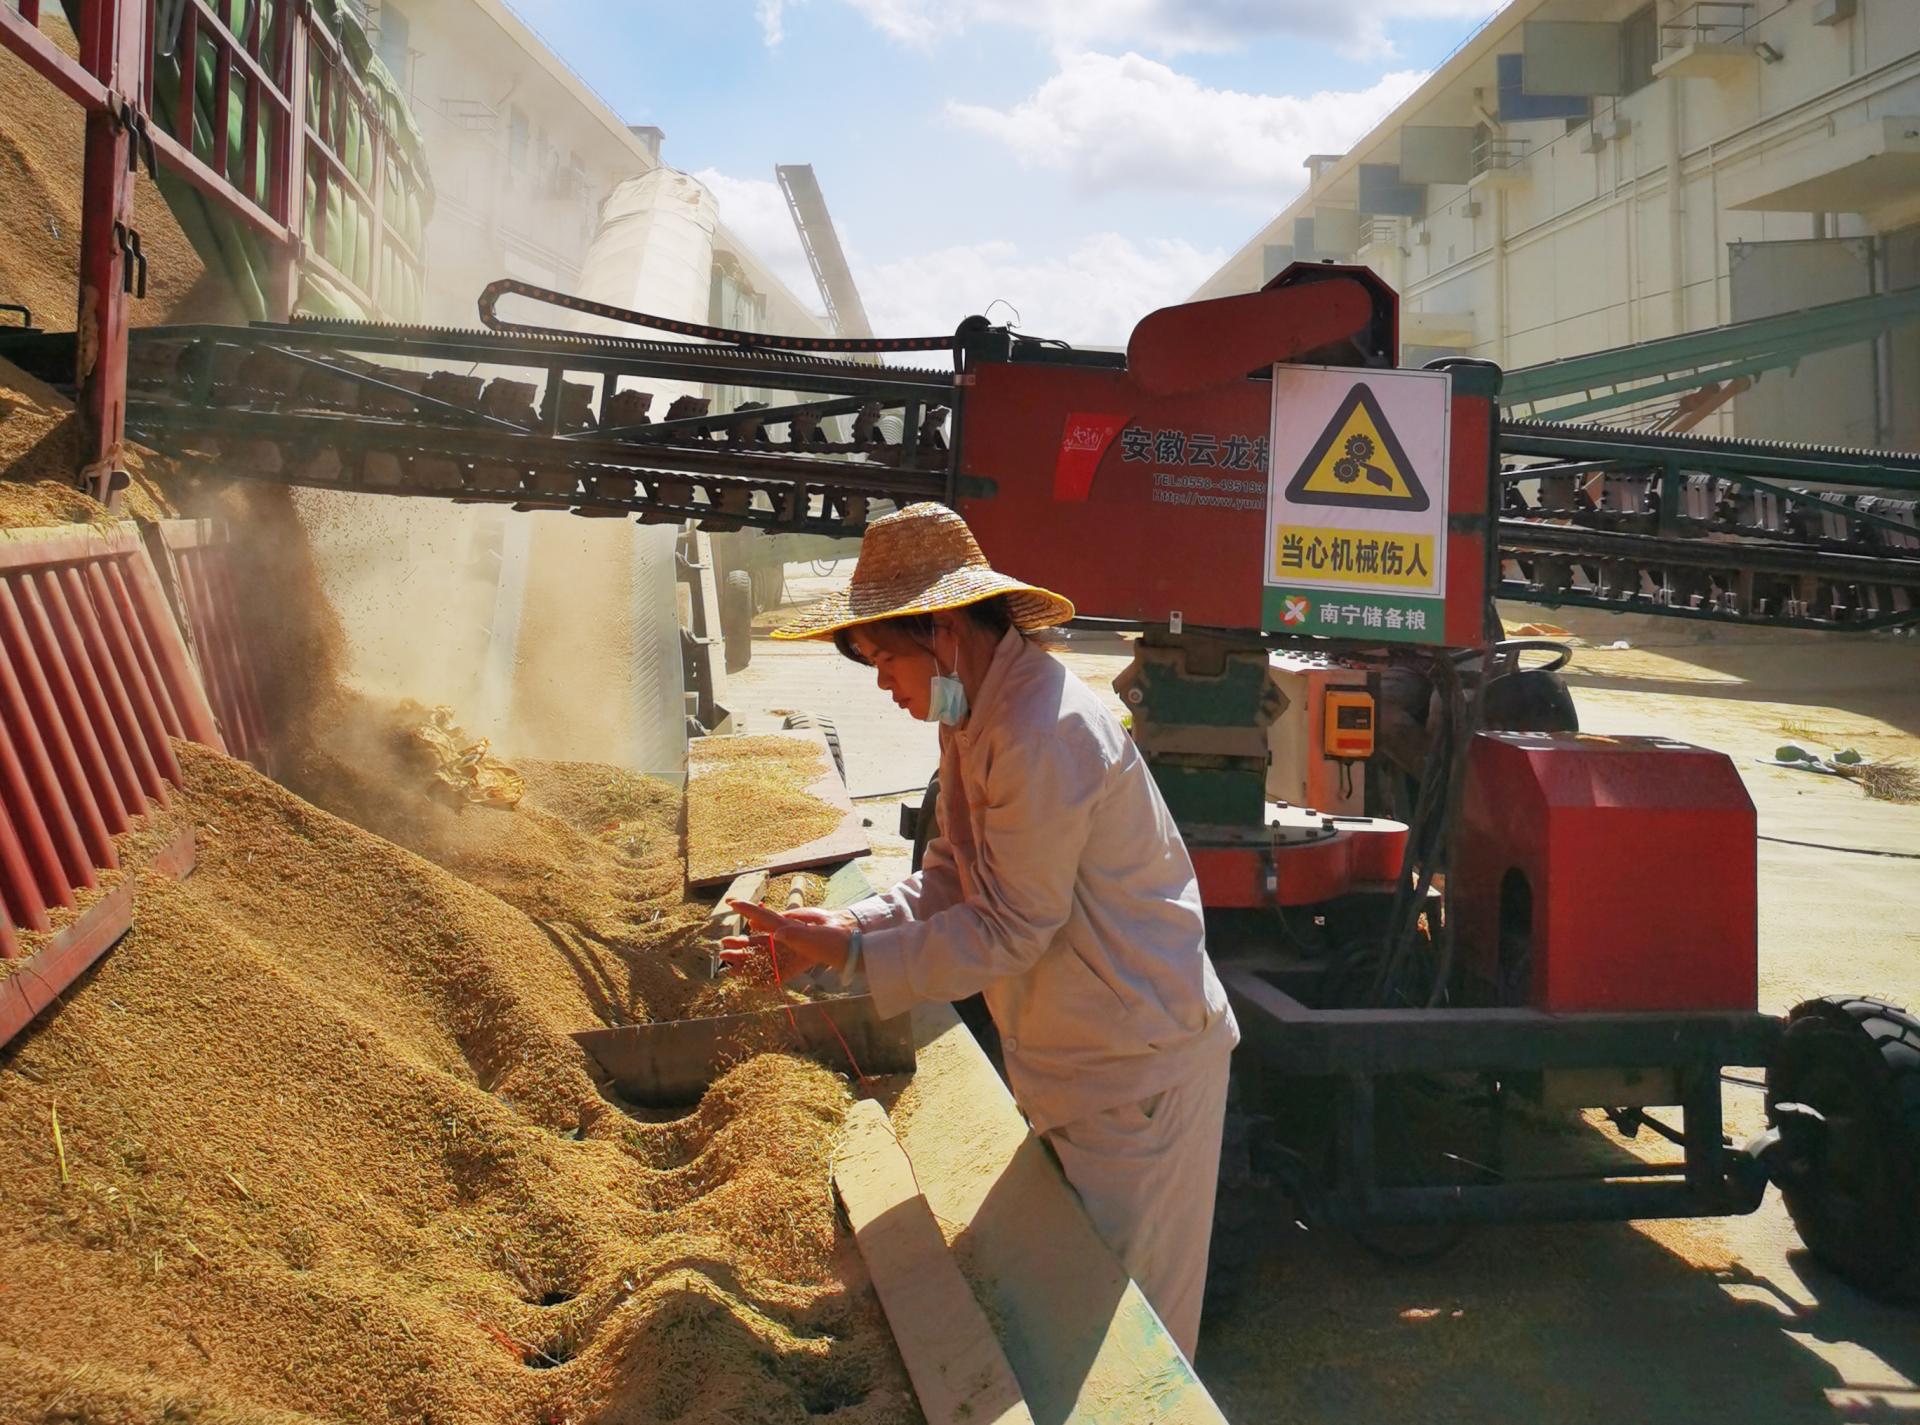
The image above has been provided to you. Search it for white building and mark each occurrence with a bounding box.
[1195,0,1920,450]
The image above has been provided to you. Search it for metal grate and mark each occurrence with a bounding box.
[151,520,274,775]
[0,527,224,958]
[1661,1,1754,51]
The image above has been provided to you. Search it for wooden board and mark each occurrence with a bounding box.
[898,1004,1229,1424]
[684,727,868,886]
[572,994,914,1106]
[835,1099,1035,1425]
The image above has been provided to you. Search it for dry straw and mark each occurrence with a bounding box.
[773,502,1073,640]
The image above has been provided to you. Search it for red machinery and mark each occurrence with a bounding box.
[1,207,1917,1289]
[957,268,1490,647]
[1454,732,1758,1014]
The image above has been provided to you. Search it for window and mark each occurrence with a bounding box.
[1620,4,1658,95]
[376,4,409,82]
[508,107,529,171]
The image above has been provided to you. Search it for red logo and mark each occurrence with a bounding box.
[1281,595,1310,625]
[1054,413,1126,502]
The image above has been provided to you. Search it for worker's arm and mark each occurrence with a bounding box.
[860,727,1103,1020]
[845,829,963,933]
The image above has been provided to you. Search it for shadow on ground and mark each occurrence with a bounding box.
[1197,1206,1920,1424]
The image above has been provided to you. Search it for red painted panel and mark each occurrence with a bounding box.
[204,555,271,767]
[29,567,146,814]
[1454,733,1758,1012]
[1127,280,1376,397]
[1190,847,1266,909]
[0,578,120,865]
[60,565,168,805]
[102,560,185,738]
[0,529,221,977]
[84,562,183,794]
[1442,392,1495,649]
[959,362,1491,638]
[0,711,62,929]
[959,364,1272,629]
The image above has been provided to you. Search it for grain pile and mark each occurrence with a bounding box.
[270,691,733,1026]
[686,734,848,884]
[0,13,236,333]
[0,740,919,1425]
[0,356,172,527]
[1,47,914,1411]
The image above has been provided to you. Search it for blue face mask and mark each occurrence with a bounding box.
[925,670,969,727]
[922,634,969,726]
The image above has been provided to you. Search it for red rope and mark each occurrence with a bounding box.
[766,931,872,1092]
[766,925,964,1235]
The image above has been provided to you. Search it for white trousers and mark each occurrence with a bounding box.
[1042,1050,1233,1362]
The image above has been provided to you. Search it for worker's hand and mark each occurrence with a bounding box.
[720,901,857,974]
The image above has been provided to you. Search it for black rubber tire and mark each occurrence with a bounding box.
[721,569,753,674]
[750,562,784,614]
[1767,995,1920,1300]
[780,711,845,784]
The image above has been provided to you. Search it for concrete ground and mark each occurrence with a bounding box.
[730,571,1920,1424]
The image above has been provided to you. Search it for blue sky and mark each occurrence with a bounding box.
[504,0,1497,342]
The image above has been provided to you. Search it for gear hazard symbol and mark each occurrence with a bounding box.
[1284,383,1430,511]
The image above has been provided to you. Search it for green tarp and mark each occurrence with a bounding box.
[65,0,434,320]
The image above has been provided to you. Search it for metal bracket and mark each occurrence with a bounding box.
[113,95,158,180]
[113,222,147,299]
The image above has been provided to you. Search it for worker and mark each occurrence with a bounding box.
[724,502,1239,1360]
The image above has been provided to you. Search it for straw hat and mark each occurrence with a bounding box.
[772,502,1075,641]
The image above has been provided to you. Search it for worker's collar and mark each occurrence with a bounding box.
[953,626,1028,743]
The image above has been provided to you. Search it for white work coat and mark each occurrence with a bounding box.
[850,627,1238,1132]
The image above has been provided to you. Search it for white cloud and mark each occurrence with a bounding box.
[861,233,1226,347]
[838,0,1491,59]
[950,52,1425,197]
[755,0,787,45]
[693,166,1222,347]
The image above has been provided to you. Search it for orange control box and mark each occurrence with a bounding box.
[1324,691,1376,760]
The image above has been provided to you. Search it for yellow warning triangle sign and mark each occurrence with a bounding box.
[1284,383,1430,511]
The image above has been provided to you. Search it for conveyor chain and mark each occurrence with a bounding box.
[115,321,956,534]
[277,315,956,383]
[10,309,1916,631]
[477,279,961,355]
[1497,419,1920,630]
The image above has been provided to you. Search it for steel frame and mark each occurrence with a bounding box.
[96,320,956,532]
[1499,288,1920,423]
[1223,964,1779,1226]
[1496,418,1920,629]
[0,0,426,501]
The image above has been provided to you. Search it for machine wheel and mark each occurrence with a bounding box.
[750,562,785,614]
[1767,995,1920,1300]
[1457,641,1579,734]
[780,711,846,784]
[722,570,753,674]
